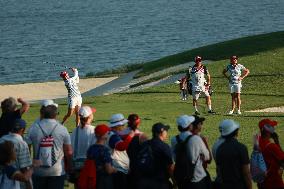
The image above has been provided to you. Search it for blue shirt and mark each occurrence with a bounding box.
[87,144,112,174]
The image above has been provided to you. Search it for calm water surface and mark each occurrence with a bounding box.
[0,0,283,83]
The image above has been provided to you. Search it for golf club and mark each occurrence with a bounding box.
[43,61,72,69]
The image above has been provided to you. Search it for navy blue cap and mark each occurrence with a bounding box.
[152,122,170,134]
[12,119,26,132]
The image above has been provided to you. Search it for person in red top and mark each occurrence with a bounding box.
[258,119,284,189]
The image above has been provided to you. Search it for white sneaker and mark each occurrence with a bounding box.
[237,110,242,115]
[228,110,234,115]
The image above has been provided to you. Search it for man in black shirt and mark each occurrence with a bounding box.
[0,97,29,137]
[137,123,175,189]
[215,119,252,189]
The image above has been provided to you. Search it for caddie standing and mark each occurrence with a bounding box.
[190,56,215,115]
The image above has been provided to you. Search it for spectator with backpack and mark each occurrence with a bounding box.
[171,115,210,189]
[257,119,284,189]
[84,124,117,189]
[192,115,212,189]
[137,122,174,189]
[215,119,252,189]
[69,106,96,186]
[1,119,33,189]
[0,97,29,137]
[26,101,72,189]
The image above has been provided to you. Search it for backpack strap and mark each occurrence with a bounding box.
[36,123,59,159]
[176,135,182,144]
[38,123,58,137]
[74,127,79,159]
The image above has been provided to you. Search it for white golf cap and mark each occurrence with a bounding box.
[109,113,128,128]
[220,119,240,136]
[79,106,96,118]
[176,115,195,129]
[41,99,58,108]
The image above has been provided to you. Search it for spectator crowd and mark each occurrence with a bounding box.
[0,89,283,188]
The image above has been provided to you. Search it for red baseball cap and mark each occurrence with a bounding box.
[60,71,69,78]
[194,56,202,63]
[259,119,278,133]
[95,124,110,137]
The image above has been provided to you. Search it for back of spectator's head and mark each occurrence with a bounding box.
[127,113,140,130]
[152,122,170,137]
[79,106,96,126]
[95,124,110,138]
[40,105,58,119]
[1,97,17,113]
[192,115,205,129]
[176,115,195,132]
[41,99,58,108]
[259,119,278,135]
[11,119,26,133]
[0,140,16,165]
[109,113,128,131]
[220,119,240,138]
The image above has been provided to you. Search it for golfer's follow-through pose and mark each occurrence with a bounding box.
[190,56,215,115]
[60,68,82,126]
[223,56,250,115]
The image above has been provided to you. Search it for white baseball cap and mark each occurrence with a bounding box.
[79,106,96,118]
[176,115,195,129]
[41,99,58,108]
[220,119,240,136]
[109,113,128,128]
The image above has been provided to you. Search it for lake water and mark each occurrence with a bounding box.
[0,0,283,84]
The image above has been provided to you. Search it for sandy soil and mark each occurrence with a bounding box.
[246,106,284,113]
[0,77,117,103]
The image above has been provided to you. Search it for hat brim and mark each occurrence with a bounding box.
[109,119,128,128]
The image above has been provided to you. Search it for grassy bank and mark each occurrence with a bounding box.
[92,31,284,79]
[21,32,284,189]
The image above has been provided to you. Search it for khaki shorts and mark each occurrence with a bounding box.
[68,96,82,109]
[192,88,210,100]
[229,83,242,93]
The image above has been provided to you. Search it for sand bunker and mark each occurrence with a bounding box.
[0,77,117,103]
[246,106,284,113]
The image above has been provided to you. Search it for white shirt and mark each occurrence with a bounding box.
[190,65,209,91]
[71,124,96,160]
[171,131,210,182]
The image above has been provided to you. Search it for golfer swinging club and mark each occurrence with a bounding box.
[60,67,82,126]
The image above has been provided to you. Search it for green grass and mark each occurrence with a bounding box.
[19,32,284,189]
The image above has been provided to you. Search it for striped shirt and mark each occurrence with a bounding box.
[1,133,32,169]
[64,69,81,98]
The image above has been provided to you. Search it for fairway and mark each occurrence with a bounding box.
[21,32,284,189]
